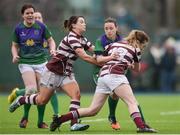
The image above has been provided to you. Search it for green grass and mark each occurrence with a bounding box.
[0,93,180,134]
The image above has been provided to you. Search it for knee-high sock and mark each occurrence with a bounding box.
[17,89,32,120]
[138,105,146,123]
[23,104,31,119]
[50,92,59,115]
[69,100,80,126]
[37,105,46,125]
[131,112,145,128]
[19,94,38,105]
[108,96,119,118]
[59,110,80,124]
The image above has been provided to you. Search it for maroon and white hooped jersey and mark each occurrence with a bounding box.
[100,41,141,77]
[46,31,92,75]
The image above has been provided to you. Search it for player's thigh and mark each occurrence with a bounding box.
[22,71,37,89]
[37,86,54,104]
[114,84,138,104]
[35,72,41,91]
[61,81,80,100]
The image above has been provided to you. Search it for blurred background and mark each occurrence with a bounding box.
[0,0,180,93]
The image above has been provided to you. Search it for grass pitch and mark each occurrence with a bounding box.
[0,93,180,134]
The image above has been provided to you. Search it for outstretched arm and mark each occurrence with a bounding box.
[96,52,119,65]
[47,37,56,56]
[75,48,99,66]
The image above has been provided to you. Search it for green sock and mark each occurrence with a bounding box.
[15,88,25,96]
[37,105,46,125]
[108,96,119,118]
[138,105,146,123]
[23,104,31,119]
[50,92,59,115]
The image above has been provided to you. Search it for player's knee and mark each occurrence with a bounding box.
[37,97,48,105]
[25,87,37,95]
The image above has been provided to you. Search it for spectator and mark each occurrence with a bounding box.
[160,37,177,92]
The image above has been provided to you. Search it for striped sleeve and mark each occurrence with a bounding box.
[83,37,93,50]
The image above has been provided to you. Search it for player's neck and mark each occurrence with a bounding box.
[23,21,34,27]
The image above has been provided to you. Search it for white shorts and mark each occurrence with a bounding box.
[40,69,76,90]
[18,62,47,74]
[95,74,129,94]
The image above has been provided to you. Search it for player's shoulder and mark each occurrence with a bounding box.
[14,22,24,29]
[33,21,46,29]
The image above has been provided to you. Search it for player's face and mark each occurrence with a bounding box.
[22,8,35,25]
[34,12,43,23]
[73,17,86,33]
[104,22,118,40]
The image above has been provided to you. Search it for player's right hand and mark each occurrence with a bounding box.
[12,55,20,63]
[111,51,119,60]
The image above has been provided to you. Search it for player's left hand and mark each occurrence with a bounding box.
[50,50,57,56]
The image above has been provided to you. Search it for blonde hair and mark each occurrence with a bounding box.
[125,30,149,51]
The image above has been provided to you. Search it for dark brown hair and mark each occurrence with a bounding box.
[104,17,120,34]
[104,17,118,27]
[64,16,84,31]
[21,4,35,14]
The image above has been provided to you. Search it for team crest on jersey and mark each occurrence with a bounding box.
[34,30,39,35]
[26,39,35,46]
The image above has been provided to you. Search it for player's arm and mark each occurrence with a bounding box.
[96,52,119,64]
[47,37,56,56]
[43,24,56,56]
[11,42,20,63]
[130,62,140,72]
[95,40,119,64]
[75,48,100,66]
[87,45,95,53]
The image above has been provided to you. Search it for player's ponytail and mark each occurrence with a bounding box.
[125,30,149,51]
[64,20,69,30]
[63,16,84,31]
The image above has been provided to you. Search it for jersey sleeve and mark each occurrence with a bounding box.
[12,28,19,43]
[94,38,104,55]
[83,37,93,51]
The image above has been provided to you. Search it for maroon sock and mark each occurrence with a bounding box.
[69,100,80,126]
[59,110,79,124]
[131,112,145,128]
[19,96,26,105]
[19,94,37,105]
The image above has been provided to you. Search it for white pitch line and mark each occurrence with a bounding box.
[47,117,180,125]
[79,118,107,122]
[160,110,180,115]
